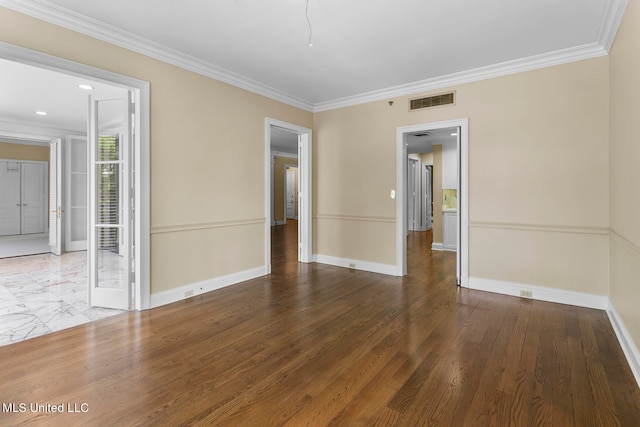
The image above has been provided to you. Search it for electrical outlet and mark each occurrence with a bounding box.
[520,290,532,298]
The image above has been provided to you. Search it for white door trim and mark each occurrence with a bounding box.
[265,118,312,271]
[395,118,469,284]
[0,42,151,310]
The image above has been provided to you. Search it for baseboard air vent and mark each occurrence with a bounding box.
[409,92,455,111]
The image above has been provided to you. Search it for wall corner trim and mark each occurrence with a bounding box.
[150,266,267,308]
[597,0,628,52]
[607,300,640,388]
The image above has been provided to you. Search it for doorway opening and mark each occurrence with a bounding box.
[395,119,468,285]
[265,118,312,272]
[0,42,150,346]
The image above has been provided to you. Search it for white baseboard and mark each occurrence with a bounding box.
[273,220,286,226]
[606,301,640,388]
[150,266,267,308]
[431,242,444,251]
[468,277,639,388]
[468,277,608,310]
[314,254,399,276]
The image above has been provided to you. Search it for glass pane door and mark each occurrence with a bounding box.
[88,96,132,309]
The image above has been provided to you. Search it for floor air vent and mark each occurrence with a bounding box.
[410,92,455,111]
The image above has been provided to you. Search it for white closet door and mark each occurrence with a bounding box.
[49,140,63,255]
[65,135,88,251]
[20,162,46,235]
[0,161,21,236]
[286,170,296,219]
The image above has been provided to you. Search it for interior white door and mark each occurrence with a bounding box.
[407,158,420,232]
[20,162,46,235]
[286,169,296,219]
[0,161,21,236]
[49,139,63,255]
[88,95,133,310]
[424,165,432,230]
[65,135,88,251]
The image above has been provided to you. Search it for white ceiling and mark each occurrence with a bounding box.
[0,0,625,145]
[0,0,625,115]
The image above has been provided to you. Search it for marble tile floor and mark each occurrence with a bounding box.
[0,251,125,347]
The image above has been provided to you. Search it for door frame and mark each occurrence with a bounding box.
[395,118,468,284]
[0,42,151,310]
[265,118,312,270]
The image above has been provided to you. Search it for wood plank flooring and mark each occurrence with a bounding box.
[1,221,639,426]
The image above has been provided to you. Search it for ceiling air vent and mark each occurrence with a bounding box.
[409,92,455,111]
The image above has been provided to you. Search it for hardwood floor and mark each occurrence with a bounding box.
[1,222,639,426]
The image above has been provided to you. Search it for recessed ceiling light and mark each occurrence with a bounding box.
[35,111,48,116]
[451,133,458,136]
[78,84,94,90]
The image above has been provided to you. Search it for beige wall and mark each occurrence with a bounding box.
[1,6,625,319]
[273,156,298,222]
[0,142,49,162]
[314,56,610,295]
[0,7,313,294]
[609,0,640,357]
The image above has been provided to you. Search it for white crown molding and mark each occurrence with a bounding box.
[597,0,628,52]
[0,118,78,144]
[1,1,623,114]
[313,43,607,112]
[0,0,314,112]
[271,151,298,159]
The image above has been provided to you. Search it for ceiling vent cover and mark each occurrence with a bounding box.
[409,92,455,111]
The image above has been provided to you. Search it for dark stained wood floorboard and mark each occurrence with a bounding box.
[1,223,639,426]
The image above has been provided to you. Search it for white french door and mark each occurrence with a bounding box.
[88,95,133,310]
[65,135,88,252]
